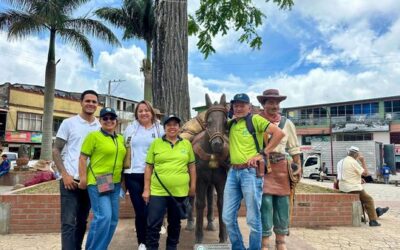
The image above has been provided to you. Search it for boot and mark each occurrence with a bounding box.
[369,220,381,227]
[376,207,389,217]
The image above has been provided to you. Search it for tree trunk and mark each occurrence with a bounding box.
[40,30,56,160]
[152,0,190,121]
[143,40,152,103]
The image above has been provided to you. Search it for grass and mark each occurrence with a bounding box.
[15,179,337,194]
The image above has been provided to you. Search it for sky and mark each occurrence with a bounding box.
[1,0,400,115]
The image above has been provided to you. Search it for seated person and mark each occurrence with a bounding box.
[0,154,11,177]
[339,146,389,226]
[24,160,55,187]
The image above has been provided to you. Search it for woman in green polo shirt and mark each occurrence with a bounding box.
[143,115,196,250]
[78,107,126,250]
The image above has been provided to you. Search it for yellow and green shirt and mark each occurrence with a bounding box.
[229,114,270,164]
[146,136,195,197]
[81,130,126,185]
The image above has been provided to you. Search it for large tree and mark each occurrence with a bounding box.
[95,0,155,103]
[0,0,120,160]
[153,0,294,120]
[153,0,190,121]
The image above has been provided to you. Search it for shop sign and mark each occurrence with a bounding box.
[31,132,42,143]
[5,131,31,142]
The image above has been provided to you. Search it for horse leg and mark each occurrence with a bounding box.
[185,196,195,231]
[195,178,207,244]
[206,184,216,231]
[215,173,228,243]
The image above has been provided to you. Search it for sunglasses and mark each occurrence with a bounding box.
[102,116,117,121]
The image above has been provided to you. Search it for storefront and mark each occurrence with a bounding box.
[4,131,42,159]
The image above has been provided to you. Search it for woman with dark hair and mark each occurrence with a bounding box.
[143,115,196,250]
[123,100,164,250]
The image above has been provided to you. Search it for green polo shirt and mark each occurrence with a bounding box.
[229,114,270,164]
[81,130,127,185]
[146,136,195,197]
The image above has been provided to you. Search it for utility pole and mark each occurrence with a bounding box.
[107,79,125,107]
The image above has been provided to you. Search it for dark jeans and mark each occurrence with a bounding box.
[124,173,147,245]
[60,179,91,250]
[146,196,184,250]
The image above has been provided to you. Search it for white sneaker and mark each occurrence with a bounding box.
[138,243,147,250]
[160,225,167,235]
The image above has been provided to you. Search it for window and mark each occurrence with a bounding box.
[117,100,121,110]
[53,117,64,134]
[393,100,400,112]
[320,108,327,117]
[336,133,372,141]
[305,157,318,167]
[362,103,371,115]
[371,102,379,114]
[354,104,361,115]
[384,101,392,113]
[338,106,345,116]
[123,101,127,111]
[17,112,42,131]
[330,106,338,117]
[346,105,353,115]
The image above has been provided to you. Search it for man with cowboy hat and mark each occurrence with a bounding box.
[257,89,301,250]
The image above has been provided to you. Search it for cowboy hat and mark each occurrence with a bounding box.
[257,89,287,104]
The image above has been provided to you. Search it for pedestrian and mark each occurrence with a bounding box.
[78,107,126,249]
[24,160,55,187]
[143,115,196,250]
[0,154,10,177]
[381,163,391,184]
[339,146,389,226]
[222,93,285,250]
[123,100,164,250]
[52,90,100,250]
[318,162,327,182]
[257,89,302,250]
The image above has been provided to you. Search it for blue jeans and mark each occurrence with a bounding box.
[261,195,289,236]
[60,179,91,250]
[86,183,121,250]
[222,167,263,250]
[124,173,147,245]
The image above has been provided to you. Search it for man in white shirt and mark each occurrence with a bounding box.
[339,146,389,227]
[53,90,100,249]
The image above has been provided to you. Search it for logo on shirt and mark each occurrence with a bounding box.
[180,149,188,155]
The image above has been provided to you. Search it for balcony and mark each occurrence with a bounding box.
[116,110,135,121]
[290,117,329,127]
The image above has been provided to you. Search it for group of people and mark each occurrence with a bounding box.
[53,90,195,250]
[51,87,389,250]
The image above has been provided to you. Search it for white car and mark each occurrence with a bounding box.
[1,152,18,169]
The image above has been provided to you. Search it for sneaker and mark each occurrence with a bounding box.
[160,225,166,235]
[376,207,389,217]
[369,220,381,227]
[138,243,146,250]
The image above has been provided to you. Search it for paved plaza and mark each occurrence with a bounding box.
[1,178,400,249]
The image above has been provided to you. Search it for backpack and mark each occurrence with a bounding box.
[228,114,287,153]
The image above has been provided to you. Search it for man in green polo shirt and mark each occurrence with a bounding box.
[222,93,285,250]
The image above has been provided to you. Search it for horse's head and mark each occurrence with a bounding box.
[204,94,227,154]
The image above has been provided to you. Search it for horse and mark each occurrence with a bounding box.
[180,108,216,232]
[191,94,229,243]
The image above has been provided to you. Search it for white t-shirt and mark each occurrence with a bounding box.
[123,120,164,174]
[339,156,364,193]
[56,115,100,179]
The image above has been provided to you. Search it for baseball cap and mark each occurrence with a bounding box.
[100,107,117,118]
[348,146,359,153]
[230,93,250,104]
[163,114,181,126]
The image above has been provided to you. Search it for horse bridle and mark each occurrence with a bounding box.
[204,105,227,143]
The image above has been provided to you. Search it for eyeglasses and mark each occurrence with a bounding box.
[102,116,116,121]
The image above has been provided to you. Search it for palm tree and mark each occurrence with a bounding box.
[95,0,155,103]
[0,0,120,160]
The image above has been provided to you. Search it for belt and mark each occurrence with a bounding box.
[231,163,254,169]
[268,153,286,164]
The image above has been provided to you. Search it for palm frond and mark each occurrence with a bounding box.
[57,28,94,66]
[65,18,121,47]
[0,10,46,39]
[1,0,36,12]
[59,0,91,14]
[94,7,126,28]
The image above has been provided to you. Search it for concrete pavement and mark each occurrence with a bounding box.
[1,179,400,249]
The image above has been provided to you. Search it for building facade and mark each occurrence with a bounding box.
[0,83,143,158]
